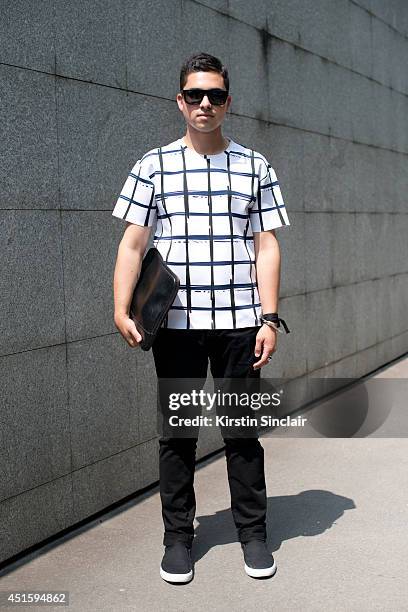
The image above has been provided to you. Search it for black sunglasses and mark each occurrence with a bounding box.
[181,88,229,106]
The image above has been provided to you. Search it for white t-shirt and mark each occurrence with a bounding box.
[112,136,290,329]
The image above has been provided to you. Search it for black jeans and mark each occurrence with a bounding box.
[151,326,268,546]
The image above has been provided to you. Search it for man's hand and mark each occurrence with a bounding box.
[253,324,277,369]
[114,313,143,348]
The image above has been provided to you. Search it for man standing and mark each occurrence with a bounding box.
[112,52,290,583]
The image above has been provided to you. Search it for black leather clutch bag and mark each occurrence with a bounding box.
[129,247,180,351]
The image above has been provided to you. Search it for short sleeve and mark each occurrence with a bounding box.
[249,158,290,232]
[112,156,156,227]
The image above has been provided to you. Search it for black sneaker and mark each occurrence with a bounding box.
[241,540,277,578]
[160,542,194,583]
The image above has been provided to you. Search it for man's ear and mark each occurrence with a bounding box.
[176,93,184,111]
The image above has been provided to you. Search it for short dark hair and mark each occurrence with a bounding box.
[179,52,229,92]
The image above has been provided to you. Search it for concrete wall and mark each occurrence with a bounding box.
[1,0,407,563]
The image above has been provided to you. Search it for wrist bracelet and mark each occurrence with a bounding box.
[261,319,283,333]
[260,313,291,334]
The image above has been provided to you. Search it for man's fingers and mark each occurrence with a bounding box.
[254,337,263,357]
[253,343,274,369]
[127,322,142,347]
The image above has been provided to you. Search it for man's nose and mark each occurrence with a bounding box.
[200,95,211,107]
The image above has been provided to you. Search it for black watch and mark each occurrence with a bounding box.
[261,312,279,322]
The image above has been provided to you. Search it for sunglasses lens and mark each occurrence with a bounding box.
[183,89,203,104]
[209,89,228,105]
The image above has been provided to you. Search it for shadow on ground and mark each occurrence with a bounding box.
[192,490,355,562]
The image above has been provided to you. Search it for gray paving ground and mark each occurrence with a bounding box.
[1,358,407,612]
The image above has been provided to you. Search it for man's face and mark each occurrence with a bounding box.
[176,71,231,134]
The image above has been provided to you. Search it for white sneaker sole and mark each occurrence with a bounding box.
[160,566,193,583]
[244,559,277,578]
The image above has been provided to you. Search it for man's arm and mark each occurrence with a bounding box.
[252,229,281,368]
[113,222,152,346]
[253,229,281,313]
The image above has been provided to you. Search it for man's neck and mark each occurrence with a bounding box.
[182,128,229,155]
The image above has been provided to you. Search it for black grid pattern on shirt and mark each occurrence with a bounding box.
[112,138,290,329]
